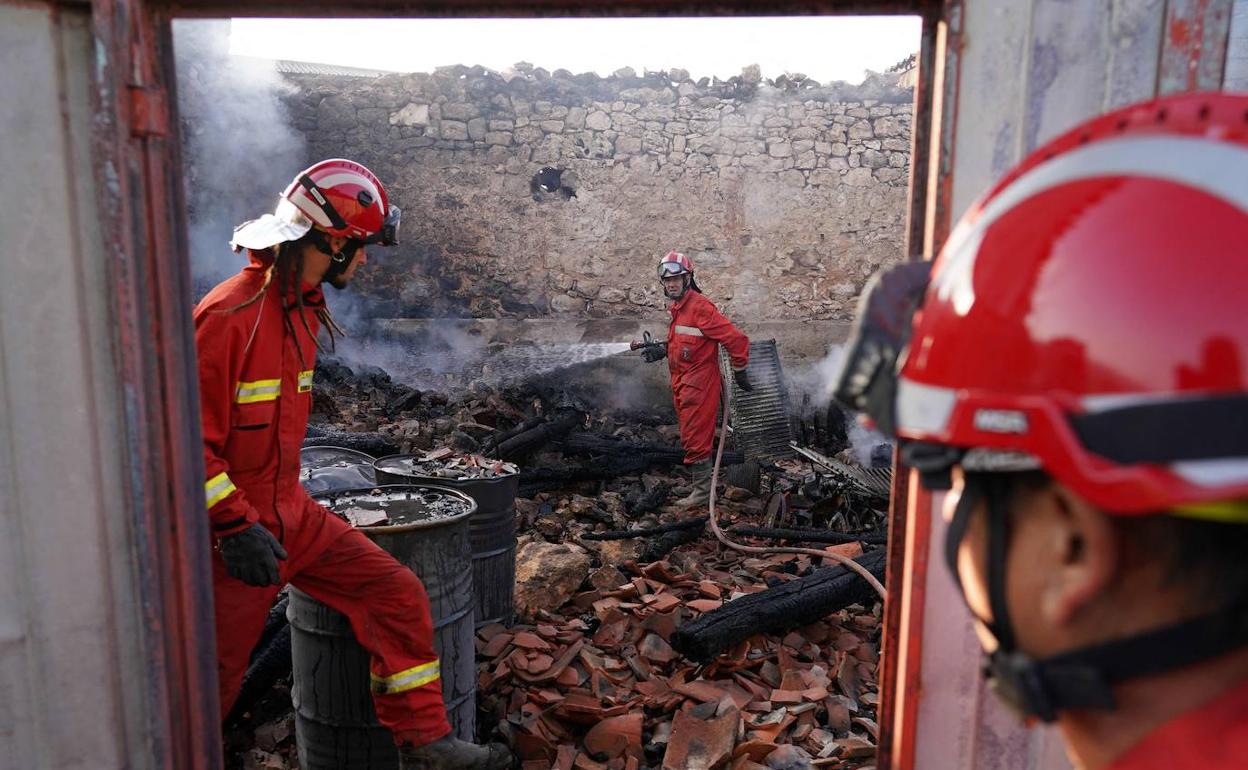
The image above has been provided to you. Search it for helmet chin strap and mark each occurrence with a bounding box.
[946,473,1248,723]
[308,229,358,284]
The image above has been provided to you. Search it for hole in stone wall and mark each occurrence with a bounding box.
[530,167,576,201]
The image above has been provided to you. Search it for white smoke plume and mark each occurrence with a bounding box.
[172,20,308,298]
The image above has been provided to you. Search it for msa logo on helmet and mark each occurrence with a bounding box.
[974,409,1029,434]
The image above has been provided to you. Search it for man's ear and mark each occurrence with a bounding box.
[1041,483,1119,627]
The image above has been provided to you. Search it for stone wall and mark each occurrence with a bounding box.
[280,65,913,322]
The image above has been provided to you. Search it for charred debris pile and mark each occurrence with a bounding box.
[228,357,893,770]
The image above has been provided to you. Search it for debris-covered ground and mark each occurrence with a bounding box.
[226,357,890,770]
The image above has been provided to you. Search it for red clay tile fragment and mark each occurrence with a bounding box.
[770,689,803,705]
[512,631,552,651]
[639,633,678,665]
[645,593,681,613]
[481,632,514,658]
[662,705,739,770]
[554,745,578,770]
[731,739,777,762]
[687,599,723,613]
[583,712,643,761]
[671,679,726,703]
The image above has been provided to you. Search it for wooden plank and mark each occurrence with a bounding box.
[1158,0,1234,93]
[1106,0,1168,108]
[1019,0,1113,154]
[947,0,1034,219]
[1223,0,1248,88]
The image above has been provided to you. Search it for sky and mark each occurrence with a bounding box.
[229,16,921,84]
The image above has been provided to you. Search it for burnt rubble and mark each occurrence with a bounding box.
[228,358,890,770]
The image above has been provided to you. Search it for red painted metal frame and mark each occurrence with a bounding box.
[874,8,940,769]
[90,2,942,768]
[91,3,221,769]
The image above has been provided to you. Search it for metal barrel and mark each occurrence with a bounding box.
[288,485,477,770]
[375,456,519,628]
[299,445,378,494]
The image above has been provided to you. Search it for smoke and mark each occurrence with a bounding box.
[172,20,307,298]
[790,343,891,467]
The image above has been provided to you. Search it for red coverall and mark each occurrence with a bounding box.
[666,290,750,463]
[1103,677,1248,769]
[196,251,451,744]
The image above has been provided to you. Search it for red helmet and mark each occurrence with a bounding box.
[283,158,391,241]
[657,250,695,278]
[231,158,400,251]
[841,92,1248,518]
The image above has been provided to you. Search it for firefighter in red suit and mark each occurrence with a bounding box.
[197,159,510,770]
[642,251,751,508]
[834,93,1248,770]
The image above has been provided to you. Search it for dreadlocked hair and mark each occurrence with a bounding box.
[214,256,277,314]
[215,236,349,365]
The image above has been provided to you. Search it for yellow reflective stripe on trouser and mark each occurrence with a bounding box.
[674,324,704,337]
[235,378,281,404]
[370,660,441,694]
[298,370,314,393]
[205,472,237,509]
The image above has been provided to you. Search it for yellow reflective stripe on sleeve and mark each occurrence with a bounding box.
[1173,499,1248,524]
[369,660,441,694]
[205,472,237,509]
[235,378,281,404]
[298,370,314,393]
[674,324,704,337]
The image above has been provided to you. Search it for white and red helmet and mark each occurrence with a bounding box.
[232,158,398,251]
[657,250,695,278]
[836,92,1248,520]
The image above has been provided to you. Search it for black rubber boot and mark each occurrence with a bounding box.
[398,736,512,770]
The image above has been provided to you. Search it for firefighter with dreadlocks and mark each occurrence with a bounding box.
[834,93,1248,769]
[196,159,510,770]
[643,250,752,509]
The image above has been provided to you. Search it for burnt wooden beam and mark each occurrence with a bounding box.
[670,549,886,662]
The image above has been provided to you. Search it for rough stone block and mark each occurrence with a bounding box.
[540,120,566,133]
[862,149,887,169]
[441,102,478,120]
[829,142,850,157]
[390,102,429,126]
[484,131,513,146]
[767,140,792,158]
[780,170,807,188]
[873,116,902,137]
[586,111,612,131]
[467,117,487,141]
[439,120,469,141]
[848,121,874,140]
[875,167,906,183]
[566,106,587,129]
[317,95,356,130]
[844,167,874,186]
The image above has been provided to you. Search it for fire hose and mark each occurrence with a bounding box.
[707,386,888,600]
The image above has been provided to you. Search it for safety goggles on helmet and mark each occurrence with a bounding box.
[658,260,690,279]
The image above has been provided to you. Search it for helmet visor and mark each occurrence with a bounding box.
[658,261,689,279]
[831,260,933,435]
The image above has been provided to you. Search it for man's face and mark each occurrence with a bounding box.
[327,238,367,290]
[662,273,687,299]
[940,467,1122,662]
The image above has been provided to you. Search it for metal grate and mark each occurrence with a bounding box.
[721,339,795,462]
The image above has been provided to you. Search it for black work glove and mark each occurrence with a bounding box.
[642,344,668,363]
[219,523,288,587]
[733,368,754,392]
